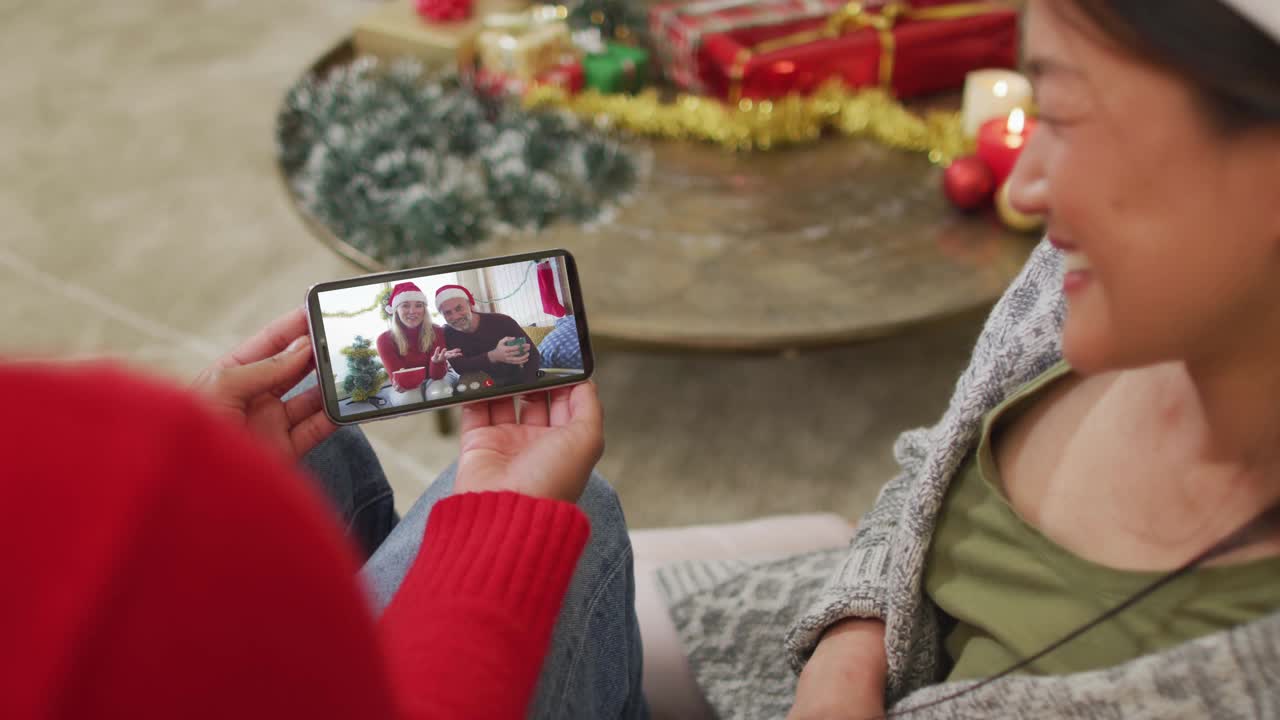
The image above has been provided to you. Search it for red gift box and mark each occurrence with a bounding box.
[653,1,1018,101]
[650,0,851,92]
[537,60,585,93]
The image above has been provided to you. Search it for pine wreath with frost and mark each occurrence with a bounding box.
[276,58,639,267]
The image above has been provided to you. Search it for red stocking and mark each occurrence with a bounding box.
[538,262,567,318]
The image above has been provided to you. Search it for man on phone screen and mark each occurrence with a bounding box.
[436,284,541,388]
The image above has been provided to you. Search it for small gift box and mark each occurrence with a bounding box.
[475,60,584,97]
[651,0,1016,101]
[474,6,574,81]
[583,43,651,94]
[538,59,586,93]
[354,0,482,69]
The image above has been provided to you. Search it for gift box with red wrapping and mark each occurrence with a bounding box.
[650,0,849,93]
[651,0,1018,101]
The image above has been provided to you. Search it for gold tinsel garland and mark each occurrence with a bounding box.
[321,288,394,320]
[524,80,973,161]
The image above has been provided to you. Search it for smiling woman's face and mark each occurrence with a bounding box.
[396,301,426,329]
[1008,0,1280,374]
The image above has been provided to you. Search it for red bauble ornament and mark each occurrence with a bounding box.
[943,155,996,212]
[416,0,473,22]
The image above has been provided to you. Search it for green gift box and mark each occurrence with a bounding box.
[582,43,650,94]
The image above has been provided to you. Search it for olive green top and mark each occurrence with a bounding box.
[925,361,1280,681]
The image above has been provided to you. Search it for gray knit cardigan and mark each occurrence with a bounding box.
[656,240,1280,719]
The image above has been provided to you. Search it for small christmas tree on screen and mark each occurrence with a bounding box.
[342,336,389,403]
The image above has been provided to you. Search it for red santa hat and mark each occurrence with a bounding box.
[385,282,429,316]
[434,284,475,310]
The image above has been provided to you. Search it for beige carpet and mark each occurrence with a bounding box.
[1,0,990,528]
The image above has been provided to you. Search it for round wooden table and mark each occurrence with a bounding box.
[280,40,1035,353]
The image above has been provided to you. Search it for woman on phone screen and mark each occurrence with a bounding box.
[376,282,460,406]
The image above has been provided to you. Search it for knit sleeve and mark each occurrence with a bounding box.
[378,492,589,720]
[377,331,406,376]
[783,240,1068,701]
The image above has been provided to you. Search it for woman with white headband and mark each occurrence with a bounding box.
[658,2,1280,718]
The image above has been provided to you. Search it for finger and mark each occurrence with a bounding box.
[460,401,492,434]
[567,382,603,430]
[490,396,518,425]
[217,337,314,400]
[519,392,550,426]
[566,383,605,462]
[289,411,339,458]
[548,385,574,426]
[216,307,310,369]
[284,386,325,427]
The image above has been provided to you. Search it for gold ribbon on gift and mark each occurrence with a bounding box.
[728,1,1001,102]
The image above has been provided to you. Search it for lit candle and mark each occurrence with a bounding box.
[962,69,1032,138]
[976,108,1038,188]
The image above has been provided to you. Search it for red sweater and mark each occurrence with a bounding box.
[0,363,589,719]
[376,325,449,382]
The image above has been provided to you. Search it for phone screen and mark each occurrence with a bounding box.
[307,250,593,424]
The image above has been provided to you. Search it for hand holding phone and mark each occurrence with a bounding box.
[192,307,337,459]
[455,382,603,504]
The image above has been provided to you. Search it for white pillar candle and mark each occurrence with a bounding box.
[962,69,1033,138]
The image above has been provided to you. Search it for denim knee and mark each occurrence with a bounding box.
[302,425,397,559]
[576,473,632,559]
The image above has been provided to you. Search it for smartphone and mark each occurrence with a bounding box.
[306,249,594,425]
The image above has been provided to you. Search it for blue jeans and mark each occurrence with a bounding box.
[305,426,648,719]
[302,426,399,560]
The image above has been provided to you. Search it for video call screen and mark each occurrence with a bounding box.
[313,253,590,419]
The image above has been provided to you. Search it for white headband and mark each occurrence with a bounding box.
[1222,0,1280,42]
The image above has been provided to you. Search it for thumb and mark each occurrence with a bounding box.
[566,383,604,459]
[222,337,314,399]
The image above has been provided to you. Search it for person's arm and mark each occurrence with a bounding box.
[787,620,888,720]
[445,333,499,374]
[380,383,604,718]
[784,240,1068,705]
[378,493,589,719]
[513,321,541,378]
[428,327,448,381]
[377,332,407,377]
[38,371,596,720]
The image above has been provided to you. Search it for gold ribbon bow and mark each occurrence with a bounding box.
[729,1,1000,103]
